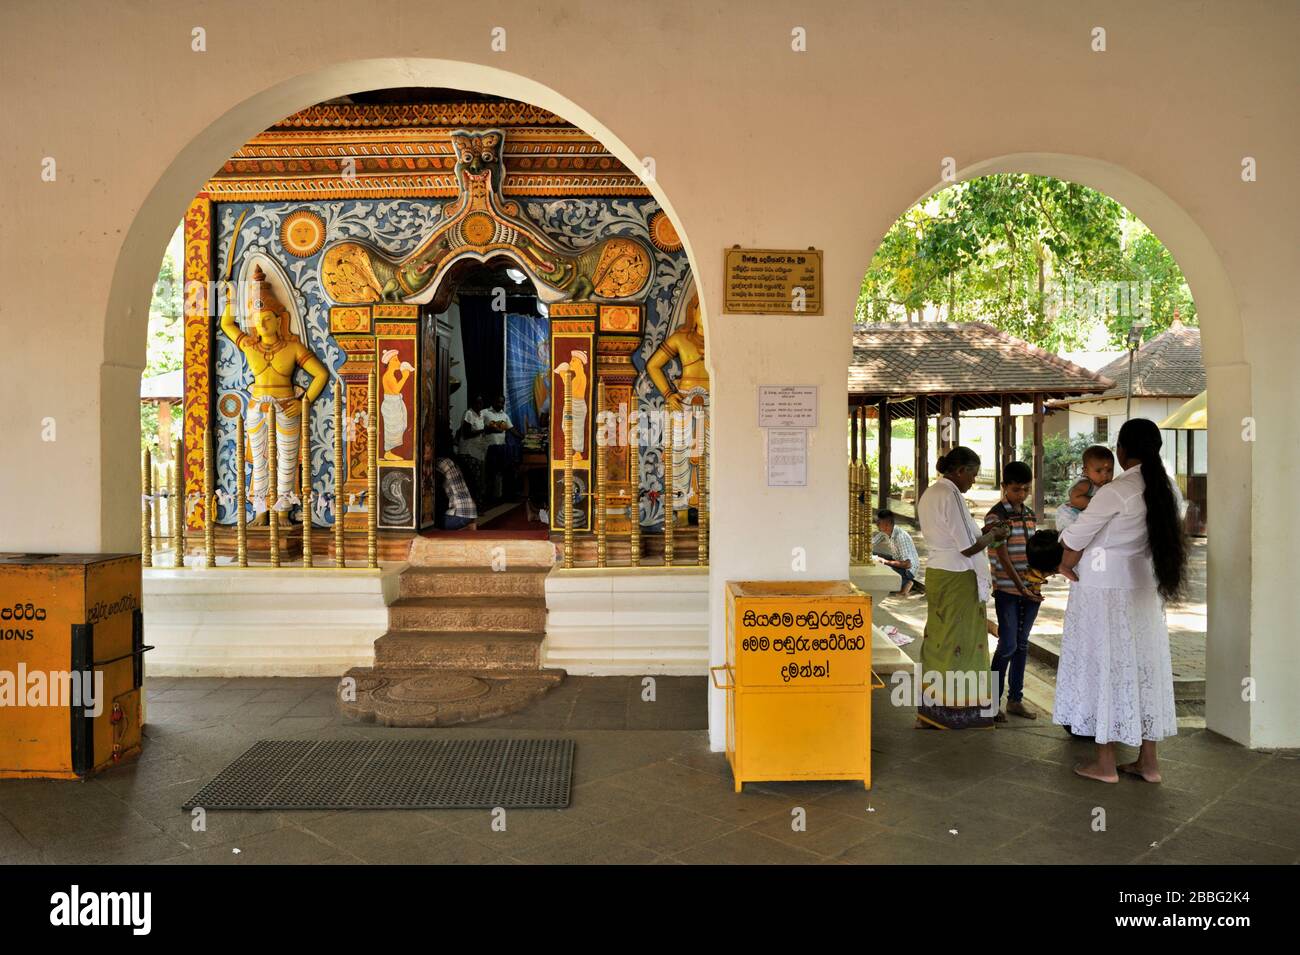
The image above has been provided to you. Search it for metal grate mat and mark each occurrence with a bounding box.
[181,738,574,810]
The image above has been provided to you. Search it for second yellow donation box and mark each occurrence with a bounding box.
[716,580,876,792]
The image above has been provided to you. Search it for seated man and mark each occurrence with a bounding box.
[435,454,478,530]
[872,508,920,596]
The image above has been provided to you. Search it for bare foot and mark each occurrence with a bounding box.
[1119,762,1162,783]
[1073,762,1118,783]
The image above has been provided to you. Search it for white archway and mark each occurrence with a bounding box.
[856,153,1252,747]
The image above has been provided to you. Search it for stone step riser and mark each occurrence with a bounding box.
[388,605,547,633]
[374,635,542,670]
[407,537,556,568]
[398,572,547,600]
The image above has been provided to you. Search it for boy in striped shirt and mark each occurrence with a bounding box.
[986,461,1040,721]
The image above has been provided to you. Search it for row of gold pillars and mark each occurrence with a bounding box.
[847,461,873,563]
[560,372,709,570]
[142,375,379,570]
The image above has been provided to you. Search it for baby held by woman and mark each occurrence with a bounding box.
[1054,445,1115,533]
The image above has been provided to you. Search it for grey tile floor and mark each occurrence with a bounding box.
[0,676,1295,865]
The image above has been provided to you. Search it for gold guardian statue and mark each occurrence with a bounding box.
[220,266,329,525]
[647,292,708,511]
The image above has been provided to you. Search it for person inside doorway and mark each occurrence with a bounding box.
[483,394,523,503]
[873,509,919,596]
[457,394,489,498]
[434,452,478,530]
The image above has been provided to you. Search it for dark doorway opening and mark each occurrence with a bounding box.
[420,262,550,535]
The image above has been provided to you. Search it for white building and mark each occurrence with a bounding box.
[1047,320,1207,533]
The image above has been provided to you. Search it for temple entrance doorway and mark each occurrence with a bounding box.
[421,261,551,537]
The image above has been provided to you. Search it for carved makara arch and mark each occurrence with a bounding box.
[320,128,655,307]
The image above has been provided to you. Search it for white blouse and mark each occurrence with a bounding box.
[1060,465,1166,590]
[917,476,992,601]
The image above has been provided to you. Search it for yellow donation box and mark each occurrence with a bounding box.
[0,554,147,779]
[716,581,877,792]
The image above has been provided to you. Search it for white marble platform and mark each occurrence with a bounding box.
[143,562,914,681]
[850,561,904,624]
[544,568,711,675]
[143,566,402,677]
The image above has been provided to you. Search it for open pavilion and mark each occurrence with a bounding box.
[849,322,1115,517]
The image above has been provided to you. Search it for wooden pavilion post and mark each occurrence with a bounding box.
[913,399,928,497]
[877,397,891,513]
[1032,394,1045,517]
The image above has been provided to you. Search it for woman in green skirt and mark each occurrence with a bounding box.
[915,447,1010,729]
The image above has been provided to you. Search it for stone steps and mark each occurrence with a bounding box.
[407,536,555,568]
[339,554,560,726]
[397,566,549,600]
[387,595,547,633]
[339,667,565,727]
[374,629,544,670]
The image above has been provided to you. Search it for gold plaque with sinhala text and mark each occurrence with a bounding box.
[723,247,823,316]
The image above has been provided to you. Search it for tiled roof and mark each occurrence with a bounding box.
[850,322,1114,409]
[1091,320,1205,399]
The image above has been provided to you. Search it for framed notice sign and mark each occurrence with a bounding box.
[767,429,808,487]
[757,385,819,429]
[724,247,823,315]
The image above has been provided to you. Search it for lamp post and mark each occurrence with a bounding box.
[1125,321,1149,421]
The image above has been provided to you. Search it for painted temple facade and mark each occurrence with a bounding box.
[182,99,701,544]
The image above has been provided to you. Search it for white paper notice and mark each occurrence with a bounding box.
[757,385,818,428]
[767,429,808,487]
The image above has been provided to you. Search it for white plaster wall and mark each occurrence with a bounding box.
[1,0,1296,748]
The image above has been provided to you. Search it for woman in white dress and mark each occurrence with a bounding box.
[1054,418,1188,783]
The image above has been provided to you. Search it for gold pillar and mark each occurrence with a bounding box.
[367,370,378,569]
[333,379,345,568]
[151,461,161,551]
[203,427,215,568]
[663,407,675,566]
[268,404,280,568]
[301,396,312,569]
[848,461,857,562]
[595,380,607,568]
[698,408,709,567]
[171,437,184,560]
[629,407,641,567]
[235,417,247,568]
[560,368,575,569]
[140,448,152,568]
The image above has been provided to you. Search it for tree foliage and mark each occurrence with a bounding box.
[140,250,184,450]
[858,175,1197,351]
